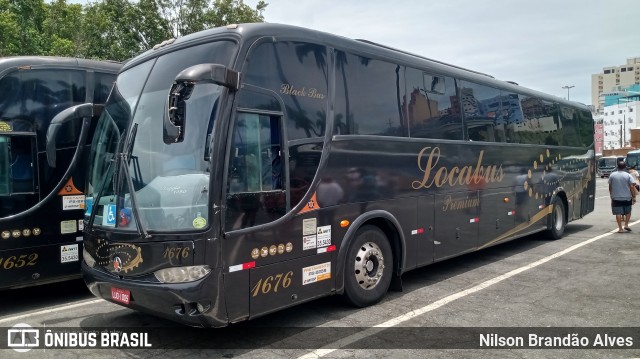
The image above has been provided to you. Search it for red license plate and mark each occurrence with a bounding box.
[111,287,130,305]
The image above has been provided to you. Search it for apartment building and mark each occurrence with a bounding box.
[591,57,640,115]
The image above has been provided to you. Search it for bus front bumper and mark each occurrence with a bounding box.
[82,261,228,328]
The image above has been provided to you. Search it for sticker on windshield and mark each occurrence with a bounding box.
[193,216,207,229]
[84,197,93,216]
[102,204,117,227]
[119,208,132,227]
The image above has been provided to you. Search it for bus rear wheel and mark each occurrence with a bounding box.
[547,197,566,240]
[344,225,393,308]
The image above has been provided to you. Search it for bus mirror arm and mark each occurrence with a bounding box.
[164,64,238,144]
[46,103,102,167]
[174,63,239,90]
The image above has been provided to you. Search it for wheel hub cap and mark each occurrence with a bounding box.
[354,242,385,290]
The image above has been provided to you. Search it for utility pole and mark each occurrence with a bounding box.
[562,85,575,101]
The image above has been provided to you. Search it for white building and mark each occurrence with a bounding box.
[592,57,640,115]
[602,100,640,149]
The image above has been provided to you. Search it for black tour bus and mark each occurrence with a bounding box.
[70,23,595,327]
[0,57,120,289]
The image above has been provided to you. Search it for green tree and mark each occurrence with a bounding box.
[82,0,152,61]
[6,0,47,55]
[0,0,268,61]
[204,0,267,30]
[0,0,21,56]
[43,0,84,56]
[81,0,267,61]
[155,0,267,40]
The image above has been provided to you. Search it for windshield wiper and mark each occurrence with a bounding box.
[118,123,151,239]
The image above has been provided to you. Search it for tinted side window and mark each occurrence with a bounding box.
[577,109,594,147]
[289,142,322,208]
[244,41,328,140]
[498,90,525,143]
[94,72,116,103]
[557,105,581,147]
[518,96,559,145]
[0,69,85,149]
[237,88,282,112]
[405,68,461,140]
[458,81,505,142]
[335,51,404,136]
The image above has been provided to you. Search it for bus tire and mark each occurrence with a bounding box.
[344,225,393,308]
[547,197,566,240]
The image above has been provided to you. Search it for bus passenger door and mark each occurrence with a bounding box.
[433,191,478,261]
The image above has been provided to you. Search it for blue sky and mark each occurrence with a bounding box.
[244,0,640,107]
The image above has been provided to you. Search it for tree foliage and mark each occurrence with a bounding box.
[0,0,267,61]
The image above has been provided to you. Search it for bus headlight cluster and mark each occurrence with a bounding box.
[83,248,96,268]
[154,265,211,283]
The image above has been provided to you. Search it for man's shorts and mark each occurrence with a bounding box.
[611,199,633,215]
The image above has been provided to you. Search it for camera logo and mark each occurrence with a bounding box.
[7,323,39,353]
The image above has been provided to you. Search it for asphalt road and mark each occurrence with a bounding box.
[1,177,639,358]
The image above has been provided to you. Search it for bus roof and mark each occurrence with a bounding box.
[123,23,589,111]
[0,56,122,75]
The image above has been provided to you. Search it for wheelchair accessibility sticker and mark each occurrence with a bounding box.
[102,204,117,227]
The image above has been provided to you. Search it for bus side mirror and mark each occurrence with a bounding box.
[164,64,239,144]
[46,103,103,167]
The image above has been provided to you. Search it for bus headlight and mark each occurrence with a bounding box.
[83,248,96,268]
[154,265,211,283]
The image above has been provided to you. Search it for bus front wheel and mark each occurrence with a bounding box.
[344,225,393,308]
[547,197,566,240]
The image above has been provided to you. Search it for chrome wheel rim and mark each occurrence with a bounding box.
[353,241,385,290]
[553,203,564,231]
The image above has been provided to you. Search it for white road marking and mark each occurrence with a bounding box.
[0,299,104,324]
[298,221,636,359]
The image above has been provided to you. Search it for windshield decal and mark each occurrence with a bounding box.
[193,215,206,229]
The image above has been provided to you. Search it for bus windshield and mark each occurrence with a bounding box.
[86,40,236,232]
[627,153,640,169]
[598,157,618,168]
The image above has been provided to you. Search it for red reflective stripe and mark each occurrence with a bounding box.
[243,262,256,270]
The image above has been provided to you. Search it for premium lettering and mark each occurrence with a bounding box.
[442,195,480,211]
[412,146,505,189]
